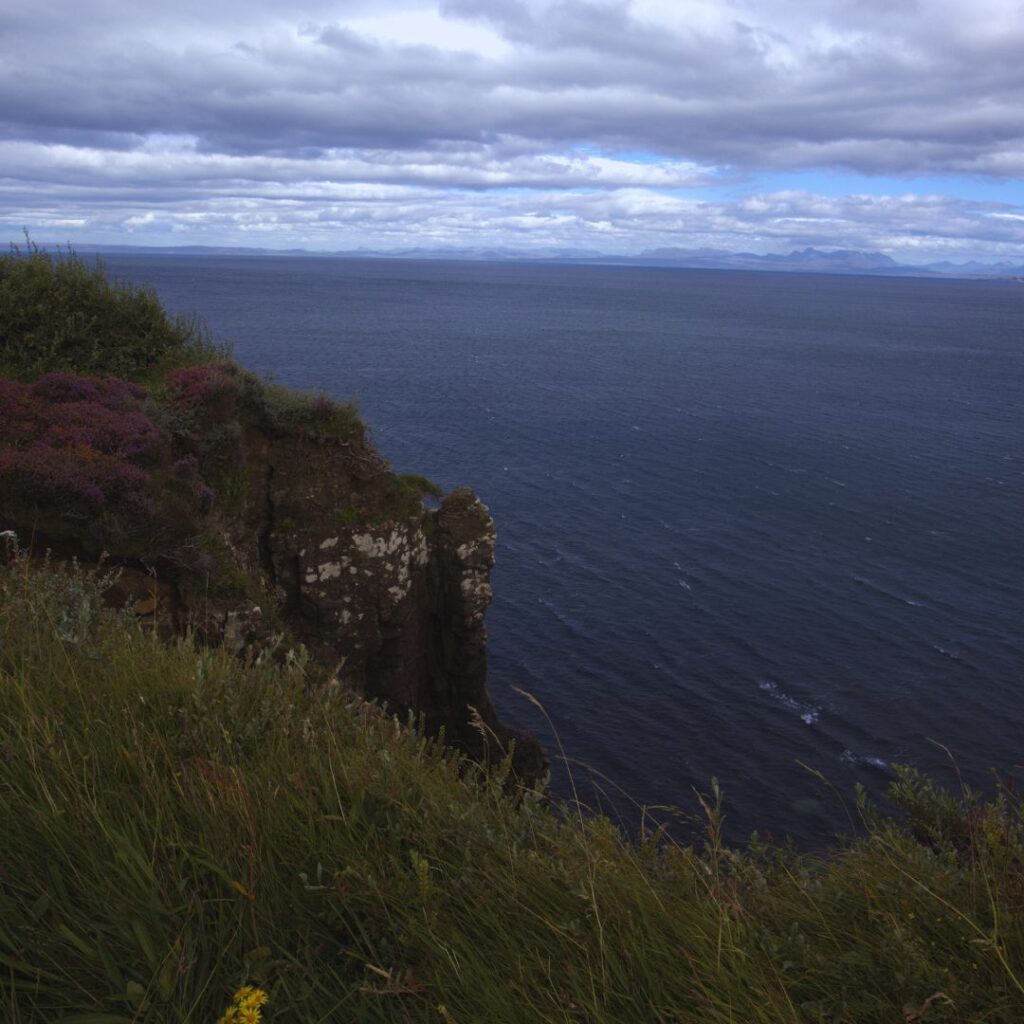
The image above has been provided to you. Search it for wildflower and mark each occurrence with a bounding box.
[216,985,269,1024]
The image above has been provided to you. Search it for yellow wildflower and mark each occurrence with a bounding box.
[217,985,269,1024]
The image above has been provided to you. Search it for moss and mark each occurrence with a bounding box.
[334,505,359,528]
[384,473,444,521]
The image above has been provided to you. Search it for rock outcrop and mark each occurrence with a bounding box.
[0,366,544,780]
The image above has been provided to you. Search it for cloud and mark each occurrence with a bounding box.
[2,1,1024,256]
[6,163,1024,263]
[6,0,1024,171]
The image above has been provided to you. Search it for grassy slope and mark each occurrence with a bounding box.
[1,553,1022,1023]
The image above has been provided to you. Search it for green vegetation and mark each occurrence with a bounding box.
[334,505,359,528]
[396,474,445,500]
[254,377,364,442]
[387,473,445,520]
[0,241,222,380]
[1,550,1022,1023]
[0,252,369,566]
[3,242,1020,1022]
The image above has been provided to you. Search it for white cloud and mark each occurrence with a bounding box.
[1,0,1023,257]
[6,169,1024,262]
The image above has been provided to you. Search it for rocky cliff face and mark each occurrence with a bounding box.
[0,366,544,779]
[258,437,541,772]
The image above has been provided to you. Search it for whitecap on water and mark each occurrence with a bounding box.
[758,680,821,725]
[841,749,892,774]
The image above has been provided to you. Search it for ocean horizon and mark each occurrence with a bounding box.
[104,253,1024,844]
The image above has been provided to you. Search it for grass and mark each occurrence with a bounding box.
[0,241,223,381]
[386,475,445,521]
[253,378,364,443]
[1,549,1022,1022]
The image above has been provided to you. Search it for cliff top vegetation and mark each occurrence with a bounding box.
[0,244,372,565]
[0,240,223,380]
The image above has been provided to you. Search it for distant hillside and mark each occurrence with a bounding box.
[632,246,914,275]
[924,259,1024,276]
[27,239,1024,279]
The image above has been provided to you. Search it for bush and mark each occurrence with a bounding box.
[0,241,222,379]
[0,372,210,552]
[0,374,164,533]
[253,377,364,441]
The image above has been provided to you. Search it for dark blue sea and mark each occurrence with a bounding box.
[104,255,1024,844]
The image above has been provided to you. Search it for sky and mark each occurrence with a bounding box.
[3,0,1024,261]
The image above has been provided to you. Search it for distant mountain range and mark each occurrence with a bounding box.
[632,246,909,274]
[629,246,1024,278]
[39,242,1024,279]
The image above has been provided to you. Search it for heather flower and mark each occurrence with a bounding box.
[40,402,166,461]
[0,443,156,521]
[171,455,214,512]
[164,364,238,424]
[30,371,146,412]
[0,370,195,539]
[0,445,106,513]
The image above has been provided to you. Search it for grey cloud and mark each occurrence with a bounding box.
[0,140,709,192]
[3,1,1024,173]
[2,0,1024,259]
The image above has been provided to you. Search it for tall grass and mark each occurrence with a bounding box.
[1,549,1021,1022]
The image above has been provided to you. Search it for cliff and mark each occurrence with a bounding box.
[0,245,543,776]
[0,360,543,779]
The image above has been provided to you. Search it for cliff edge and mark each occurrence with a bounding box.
[0,247,543,779]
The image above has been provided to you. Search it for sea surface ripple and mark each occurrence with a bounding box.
[106,255,1024,844]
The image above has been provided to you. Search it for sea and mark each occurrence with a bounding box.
[102,254,1024,845]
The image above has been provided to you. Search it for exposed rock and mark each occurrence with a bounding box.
[0,370,545,781]
[260,442,543,776]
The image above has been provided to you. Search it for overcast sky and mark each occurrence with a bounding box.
[3,0,1024,260]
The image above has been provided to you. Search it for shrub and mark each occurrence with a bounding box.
[0,374,166,531]
[0,372,208,551]
[0,241,223,380]
[164,363,240,424]
[159,363,244,468]
[0,443,156,522]
[252,377,364,441]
